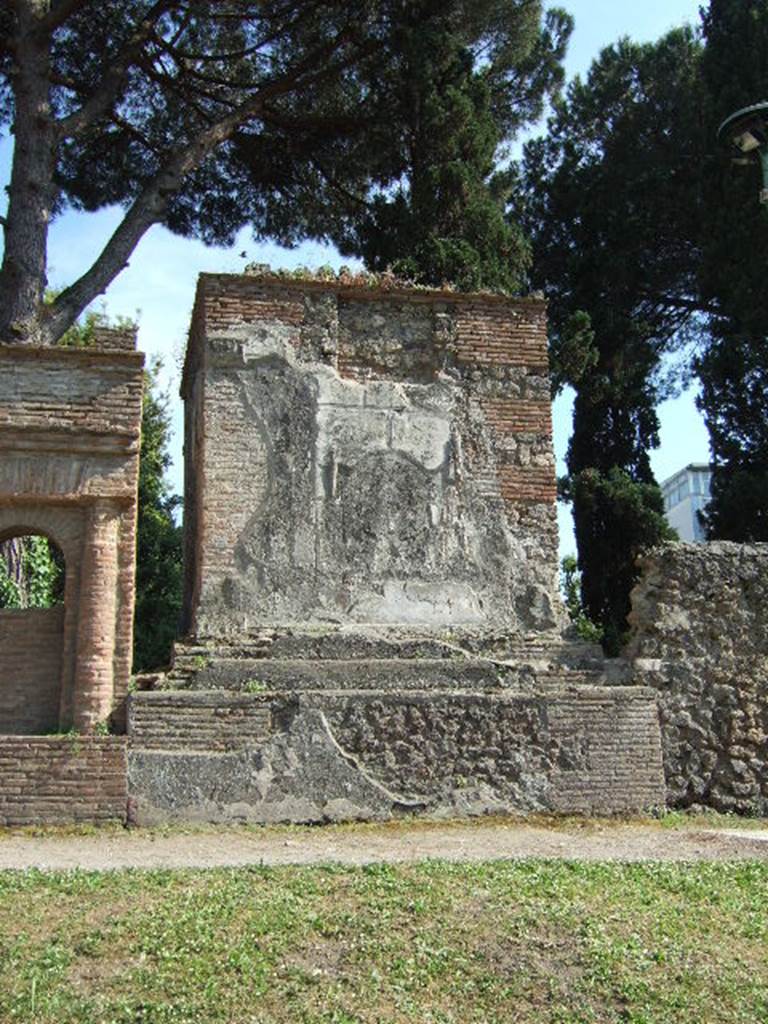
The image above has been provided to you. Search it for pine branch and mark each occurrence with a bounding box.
[54,0,178,140]
[44,23,375,342]
[36,0,92,36]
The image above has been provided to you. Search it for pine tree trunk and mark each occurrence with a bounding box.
[0,1,55,346]
[0,538,26,605]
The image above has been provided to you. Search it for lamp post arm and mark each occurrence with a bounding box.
[759,149,768,205]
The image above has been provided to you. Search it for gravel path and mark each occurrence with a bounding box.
[1,822,767,871]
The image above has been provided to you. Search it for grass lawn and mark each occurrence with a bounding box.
[0,858,767,1023]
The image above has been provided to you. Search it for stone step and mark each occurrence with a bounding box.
[171,630,605,670]
[161,656,624,693]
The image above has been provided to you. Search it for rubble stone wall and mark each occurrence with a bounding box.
[628,542,768,813]
[127,687,665,824]
[181,274,562,639]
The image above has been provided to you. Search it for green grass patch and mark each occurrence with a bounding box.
[0,860,766,1023]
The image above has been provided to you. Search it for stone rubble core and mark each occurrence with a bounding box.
[126,273,666,824]
[628,541,768,816]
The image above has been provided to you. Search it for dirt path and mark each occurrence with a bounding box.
[1,821,768,870]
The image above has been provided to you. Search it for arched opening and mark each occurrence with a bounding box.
[0,532,67,734]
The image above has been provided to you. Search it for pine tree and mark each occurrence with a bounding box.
[337,2,572,291]
[519,29,704,650]
[0,1,493,346]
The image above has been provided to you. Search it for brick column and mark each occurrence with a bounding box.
[72,500,120,732]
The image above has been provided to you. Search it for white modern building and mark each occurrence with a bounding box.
[661,463,712,542]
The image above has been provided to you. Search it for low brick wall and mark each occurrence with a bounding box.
[128,691,272,751]
[0,607,63,733]
[0,736,127,826]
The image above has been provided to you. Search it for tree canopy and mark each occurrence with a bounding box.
[696,0,768,541]
[0,1,477,344]
[336,2,572,292]
[519,27,704,649]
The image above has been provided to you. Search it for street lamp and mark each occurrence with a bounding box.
[718,101,768,204]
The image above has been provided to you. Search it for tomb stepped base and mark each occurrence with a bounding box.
[126,630,665,825]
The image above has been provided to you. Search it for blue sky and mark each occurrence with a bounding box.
[0,0,707,554]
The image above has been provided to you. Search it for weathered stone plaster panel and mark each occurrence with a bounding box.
[182,275,562,637]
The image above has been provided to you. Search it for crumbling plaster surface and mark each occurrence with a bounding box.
[192,317,560,636]
[628,542,768,814]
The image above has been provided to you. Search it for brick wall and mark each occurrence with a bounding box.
[0,607,64,733]
[0,736,127,826]
[0,346,144,437]
[128,691,272,750]
[90,325,138,352]
[454,301,548,371]
[0,345,144,732]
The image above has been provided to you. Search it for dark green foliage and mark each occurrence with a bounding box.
[520,29,704,649]
[37,2,426,244]
[696,0,768,539]
[338,2,572,291]
[697,337,768,540]
[133,363,183,672]
[4,1,525,344]
[0,536,65,609]
[559,555,603,643]
[569,469,674,654]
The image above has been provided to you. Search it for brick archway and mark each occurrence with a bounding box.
[0,344,144,735]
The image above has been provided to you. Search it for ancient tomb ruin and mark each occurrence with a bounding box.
[126,273,666,823]
[2,273,765,826]
[181,273,563,636]
[0,331,142,823]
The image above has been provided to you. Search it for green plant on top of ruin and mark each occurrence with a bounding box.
[243,679,268,694]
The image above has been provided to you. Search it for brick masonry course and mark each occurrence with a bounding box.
[0,736,126,826]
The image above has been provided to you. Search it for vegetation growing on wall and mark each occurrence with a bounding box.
[0,536,64,609]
